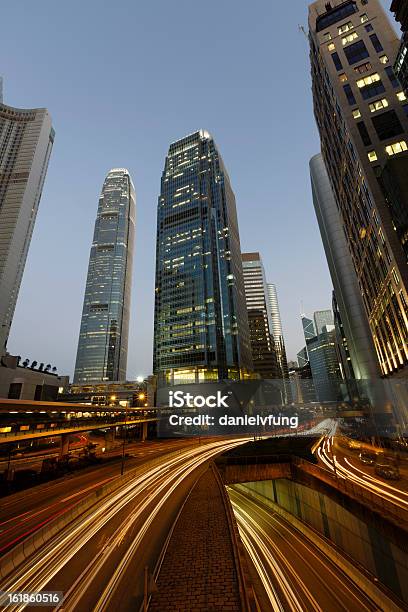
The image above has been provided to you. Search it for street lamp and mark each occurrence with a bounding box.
[120,401,129,476]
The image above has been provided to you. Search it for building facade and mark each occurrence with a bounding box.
[288,359,316,404]
[301,309,342,402]
[310,152,381,379]
[59,379,150,407]
[0,354,68,401]
[314,309,334,334]
[391,0,408,94]
[242,253,278,379]
[307,324,343,402]
[302,316,316,343]
[267,283,289,379]
[74,169,135,383]
[309,0,408,377]
[153,130,252,385]
[0,83,54,354]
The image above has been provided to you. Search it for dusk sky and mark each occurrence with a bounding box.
[3,0,396,379]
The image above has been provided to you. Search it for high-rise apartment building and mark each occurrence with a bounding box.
[267,283,289,379]
[0,82,54,354]
[309,0,408,377]
[242,253,278,379]
[74,169,135,383]
[391,0,408,94]
[310,153,381,379]
[153,130,252,385]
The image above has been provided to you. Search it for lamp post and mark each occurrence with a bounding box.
[120,401,129,476]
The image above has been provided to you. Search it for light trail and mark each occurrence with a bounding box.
[231,493,321,612]
[317,438,408,510]
[229,488,380,612]
[0,438,246,611]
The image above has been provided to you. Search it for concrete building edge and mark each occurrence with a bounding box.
[212,463,256,612]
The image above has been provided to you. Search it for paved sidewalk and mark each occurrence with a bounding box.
[149,465,243,612]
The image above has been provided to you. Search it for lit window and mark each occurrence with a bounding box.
[354,61,372,74]
[379,55,389,64]
[339,73,348,82]
[339,21,354,35]
[397,91,407,101]
[352,108,362,119]
[369,98,388,112]
[385,141,408,156]
[323,32,332,42]
[392,269,400,285]
[356,73,380,88]
[328,42,335,52]
[368,150,378,162]
[360,14,368,23]
[342,32,358,46]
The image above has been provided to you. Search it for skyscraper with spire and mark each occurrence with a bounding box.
[74,169,135,383]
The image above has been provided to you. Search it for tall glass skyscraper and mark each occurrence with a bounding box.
[267,283,289,379]
[302,316,316,342]
[153,130,252,384]
[0,81,54,354]
[74,169,135,383]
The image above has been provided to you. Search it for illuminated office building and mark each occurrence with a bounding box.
[309,0,408,377]
[74,169,135,383]
[0,80,54,354]
[391,0,408,95]
[153,130,252,384]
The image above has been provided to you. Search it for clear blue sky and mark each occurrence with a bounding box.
[3,0,395,379]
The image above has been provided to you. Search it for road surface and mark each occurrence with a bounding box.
[0,438,246,611]
[229,487,389,612]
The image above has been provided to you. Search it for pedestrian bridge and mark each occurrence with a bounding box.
[0,398,157,444]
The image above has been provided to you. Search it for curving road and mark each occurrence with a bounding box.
[229,487,386,612]
[0,438,247,611]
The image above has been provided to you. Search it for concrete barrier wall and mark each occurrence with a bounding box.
[235,479,408,604]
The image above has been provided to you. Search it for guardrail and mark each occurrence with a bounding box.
[0,417,158,443]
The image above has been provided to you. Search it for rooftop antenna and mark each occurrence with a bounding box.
[299,24,308,39]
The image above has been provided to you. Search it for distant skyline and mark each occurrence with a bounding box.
[2,0,396,379]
